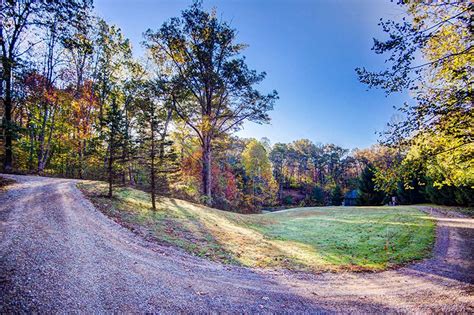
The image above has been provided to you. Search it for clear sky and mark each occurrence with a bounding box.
[94,0,410,149]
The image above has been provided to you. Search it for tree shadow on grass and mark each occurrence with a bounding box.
[167,198,319,269]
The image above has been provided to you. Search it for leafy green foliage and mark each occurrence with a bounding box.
[357,165,386,206]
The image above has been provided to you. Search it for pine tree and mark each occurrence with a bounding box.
[357,165,385,206]
[331,185,343,206]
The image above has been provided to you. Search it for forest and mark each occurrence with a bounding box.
[1,0,473,212]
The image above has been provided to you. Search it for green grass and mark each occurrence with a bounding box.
[78,181,436,272]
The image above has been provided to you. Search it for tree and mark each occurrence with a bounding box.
[144,1,277,205]
[269,143,288,200]
[356,1,471,143]
[309,186,325,206]
[62,3,96,178]
[242,139,277,208]
[357,165,385,206]
[135,80,175,210]
[92,19,134,196]
[291,139,314,185]
[94,19,133,128]
[331,185,343,206]
[104,97,126,198]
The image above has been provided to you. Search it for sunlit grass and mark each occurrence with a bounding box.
[78,181,435,272]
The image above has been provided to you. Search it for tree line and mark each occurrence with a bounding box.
[1,0,472,211]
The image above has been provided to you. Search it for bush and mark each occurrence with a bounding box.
[357,165,385,206]
[423,180,474,206]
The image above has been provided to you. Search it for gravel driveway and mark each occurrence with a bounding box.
[1,175,473,313]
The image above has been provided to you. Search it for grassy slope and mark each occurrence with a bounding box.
[78,181,435,272]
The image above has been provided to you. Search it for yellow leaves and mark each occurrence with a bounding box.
[422,16,473,85]
[405,131,474,188]
[198,115,213,134]
[242,139,272,179]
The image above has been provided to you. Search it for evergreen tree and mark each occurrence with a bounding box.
[105,98,127,198]
[331,185,343,206]
[357,165,385,206]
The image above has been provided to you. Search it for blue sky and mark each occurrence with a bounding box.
[94,0,410,149]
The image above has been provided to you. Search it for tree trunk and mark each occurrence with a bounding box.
[121,149,126,186]
[157,108,172,195]
[27,113,35,172]
[201,137,212,205]
[108,134,114,198]
[128,165,135,186]
[37,103,48,174]
[78,139,84,179]
[2,61,13,173]
[150,120,156,211]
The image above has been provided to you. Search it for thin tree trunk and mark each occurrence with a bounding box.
[37,103,48,174]
[150,118,156,211]
[157,108,172,195]
[128,165,135,186]
[108,132,114,198]
[78,139,84,179]
[107,141,114,198]
[27,113,35,172]
[2,61,13,172]
[122,103,130,185]
[121,150,127,185]
[38,107,56,174]
[201,136,212,205]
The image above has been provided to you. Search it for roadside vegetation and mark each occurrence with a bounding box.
[0,176,15,191]
[79,181,435,272]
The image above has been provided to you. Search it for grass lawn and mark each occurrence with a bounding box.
[78,181,436,272]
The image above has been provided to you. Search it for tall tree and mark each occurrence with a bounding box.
[144,1,277,205]
[105,97,126,198]
[331,185,343,206]
[136,80,175,210]
[358,165,385,206]
[269,143,288,201]
[242,139,277,207]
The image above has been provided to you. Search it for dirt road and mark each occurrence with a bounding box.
[1,175,473,313]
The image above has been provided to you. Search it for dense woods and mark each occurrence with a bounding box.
[1,0,472,211]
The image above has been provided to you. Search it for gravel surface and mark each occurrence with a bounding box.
[1,174,473,313]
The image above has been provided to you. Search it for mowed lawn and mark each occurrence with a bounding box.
[78,181,435,272]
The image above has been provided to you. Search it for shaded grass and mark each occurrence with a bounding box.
[78,181,435,272]
[416,203,474,218]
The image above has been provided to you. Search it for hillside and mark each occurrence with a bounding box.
[78,181,435,272]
